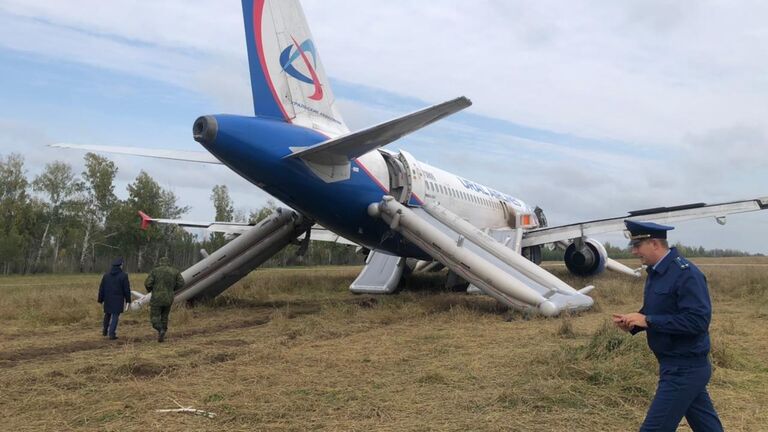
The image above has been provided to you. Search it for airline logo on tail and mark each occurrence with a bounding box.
[280,37,324,101]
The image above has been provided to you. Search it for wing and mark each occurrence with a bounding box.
[51,144,222,164]
[138,211,358,246]
[521,196,768,247]
[284,96,471,164]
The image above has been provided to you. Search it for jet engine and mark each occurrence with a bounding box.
[564,238,608,276]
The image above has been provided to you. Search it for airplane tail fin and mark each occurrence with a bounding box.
[241,0,348,137]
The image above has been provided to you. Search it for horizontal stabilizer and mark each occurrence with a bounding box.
[284,96,472,164]
[137,210,250,233]
[51,143,222,164]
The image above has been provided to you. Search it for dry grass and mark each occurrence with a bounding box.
[1,259,767,431]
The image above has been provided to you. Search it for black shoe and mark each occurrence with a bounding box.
[158,330,165,343]
[102,330,107,337]
[108,335,118,340]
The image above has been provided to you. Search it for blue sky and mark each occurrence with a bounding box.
[1,0,767,253]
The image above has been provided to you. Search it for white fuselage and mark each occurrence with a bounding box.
[355,149,540,233]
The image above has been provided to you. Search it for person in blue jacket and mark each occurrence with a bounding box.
[613,220,723,432]
[97,257,131,340]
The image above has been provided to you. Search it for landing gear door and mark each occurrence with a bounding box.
[398,150,426,207]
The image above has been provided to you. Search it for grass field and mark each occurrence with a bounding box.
[1,258,767,431]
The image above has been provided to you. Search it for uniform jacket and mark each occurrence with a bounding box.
[98,265,131,314]
[633,247,712,365]
[144,257,185,307]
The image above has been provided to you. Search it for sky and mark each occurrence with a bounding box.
[1,0,767,253]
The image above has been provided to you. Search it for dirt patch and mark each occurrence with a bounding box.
[0,359,18,368]
[76,365,99,375]
[207,351,237,364]
[114,359,167,379]
[0,338,111,364]
[354,297,378,308]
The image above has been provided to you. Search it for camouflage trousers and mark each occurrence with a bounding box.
[150,304,171,331]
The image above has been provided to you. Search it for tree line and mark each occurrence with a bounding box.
[1,152,760,275]
[0,153,363,275]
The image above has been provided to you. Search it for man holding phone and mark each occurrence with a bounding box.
[613,220,723,432]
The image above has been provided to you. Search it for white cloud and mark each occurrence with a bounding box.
[0,0,243,55]
[302,0,768,145]
[1,0,767,252]
[3,0,768,146]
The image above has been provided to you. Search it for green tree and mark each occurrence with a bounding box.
[208,184,235,250]
[78,153,118,271]
[249,199,278,224]
[0,226,23,274]
[0,154,31,272]
[107,171,188,271]
[32,161,84,272]
[0,153,29,233]
[211,185,234,222]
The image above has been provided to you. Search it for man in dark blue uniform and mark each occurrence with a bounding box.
[97,257,132,340]
[613,220,723,432]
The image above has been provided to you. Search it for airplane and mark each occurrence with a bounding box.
[55,0,768,316]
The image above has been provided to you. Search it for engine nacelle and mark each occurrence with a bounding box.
[564,238,608,276]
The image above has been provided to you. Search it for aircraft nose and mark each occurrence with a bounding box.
[193,115,218,145]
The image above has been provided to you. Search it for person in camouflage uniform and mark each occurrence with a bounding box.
[144,257,184,342]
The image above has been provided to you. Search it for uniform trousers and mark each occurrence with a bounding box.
[150,304,171,331]
[640,361,723,432]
